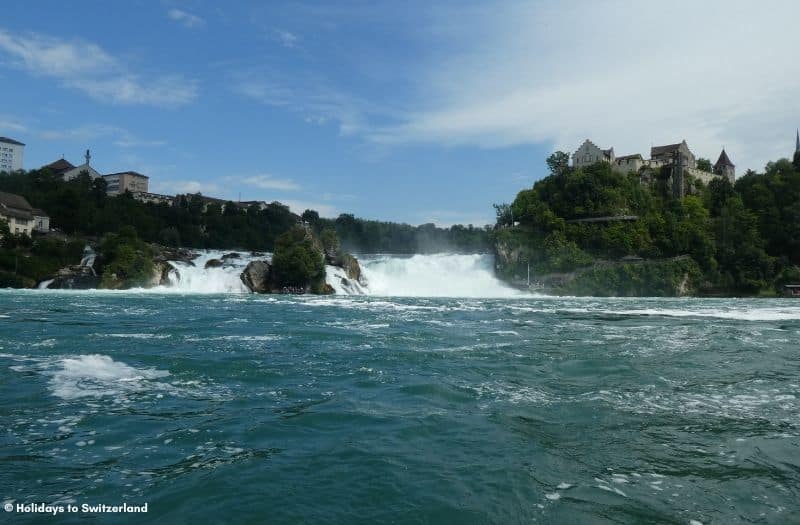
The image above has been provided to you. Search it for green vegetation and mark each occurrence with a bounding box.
[0,168,488,254]
[270,226,326,292]
[98,226,155,289]
[303,211,490,254]
[0,223,84,285]
[495,151,800,296]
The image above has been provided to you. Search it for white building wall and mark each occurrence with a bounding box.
[0,141,24,172]
[1,213,33,236]
[572,140,610,168]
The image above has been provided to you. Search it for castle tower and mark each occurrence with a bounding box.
[713,148,735,184]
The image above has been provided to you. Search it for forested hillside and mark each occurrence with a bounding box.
[493,151,800,295]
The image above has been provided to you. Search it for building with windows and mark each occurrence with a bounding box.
[103,171,149,195]
[0,137,25,172]
[0,191,35,236]
[131,191,174,205]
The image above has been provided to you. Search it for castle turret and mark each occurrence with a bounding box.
[713,148,735,184]
[714,148,736,184]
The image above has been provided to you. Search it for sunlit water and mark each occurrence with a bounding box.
[1,290,798,523]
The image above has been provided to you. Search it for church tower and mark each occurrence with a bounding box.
[713,148,735,184]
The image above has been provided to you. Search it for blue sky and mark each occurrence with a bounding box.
[1,1,798,225]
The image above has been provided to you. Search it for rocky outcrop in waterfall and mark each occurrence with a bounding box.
[45,265,101,289]
[240,260,272,293]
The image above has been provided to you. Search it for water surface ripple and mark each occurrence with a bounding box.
[1,291,798,523]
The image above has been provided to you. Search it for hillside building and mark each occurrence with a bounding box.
[0,137,25,172]
[614,154,645,174]
[32,208,50,232]
[103,171,149,196]
[572,140,614,169]
[0,191,35,236]
[43,150,102,181]
[131,192,174,205]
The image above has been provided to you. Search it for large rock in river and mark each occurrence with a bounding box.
[334,253,365,284]
[204,258,223,269]
[46,266,101,290]
[240,260,272,293]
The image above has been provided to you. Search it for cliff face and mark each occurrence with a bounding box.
[492,232,700,297]
[492,229,529,283]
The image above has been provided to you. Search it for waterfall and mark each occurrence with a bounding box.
[79,245,97,276]
[159,251,518,298]
[351,253,520,298]
[163,251,261,294]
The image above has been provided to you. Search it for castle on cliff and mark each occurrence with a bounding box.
[572,138,735,198]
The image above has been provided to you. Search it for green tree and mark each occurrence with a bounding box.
[546,151,571,177]
[696,158,712,172]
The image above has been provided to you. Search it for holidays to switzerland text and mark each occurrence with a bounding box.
[5,502,148,514]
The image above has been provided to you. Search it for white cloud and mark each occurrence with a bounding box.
[232,174,301,191]
[274,29,298,48]
[168,8,206,29]
[368,1,800,173]
[151,179,221,195]
[0,29,197,107]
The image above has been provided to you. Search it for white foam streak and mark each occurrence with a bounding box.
[49,354,169,400]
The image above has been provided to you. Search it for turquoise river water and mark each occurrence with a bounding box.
[1,289,799,524]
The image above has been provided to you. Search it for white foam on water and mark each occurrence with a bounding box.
[48,354,170,400]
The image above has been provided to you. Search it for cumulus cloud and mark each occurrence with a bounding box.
[167,8,206,29]
[0,29,197,107]
[369,1,800,172]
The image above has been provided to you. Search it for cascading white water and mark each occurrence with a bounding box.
[354,253,520,298]
[159,251,518,298]
[164,251,259,294]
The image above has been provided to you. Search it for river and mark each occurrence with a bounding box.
[1,253,798,523]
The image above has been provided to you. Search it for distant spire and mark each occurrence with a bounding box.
[85,149,91,165]
[796,129,799,153]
